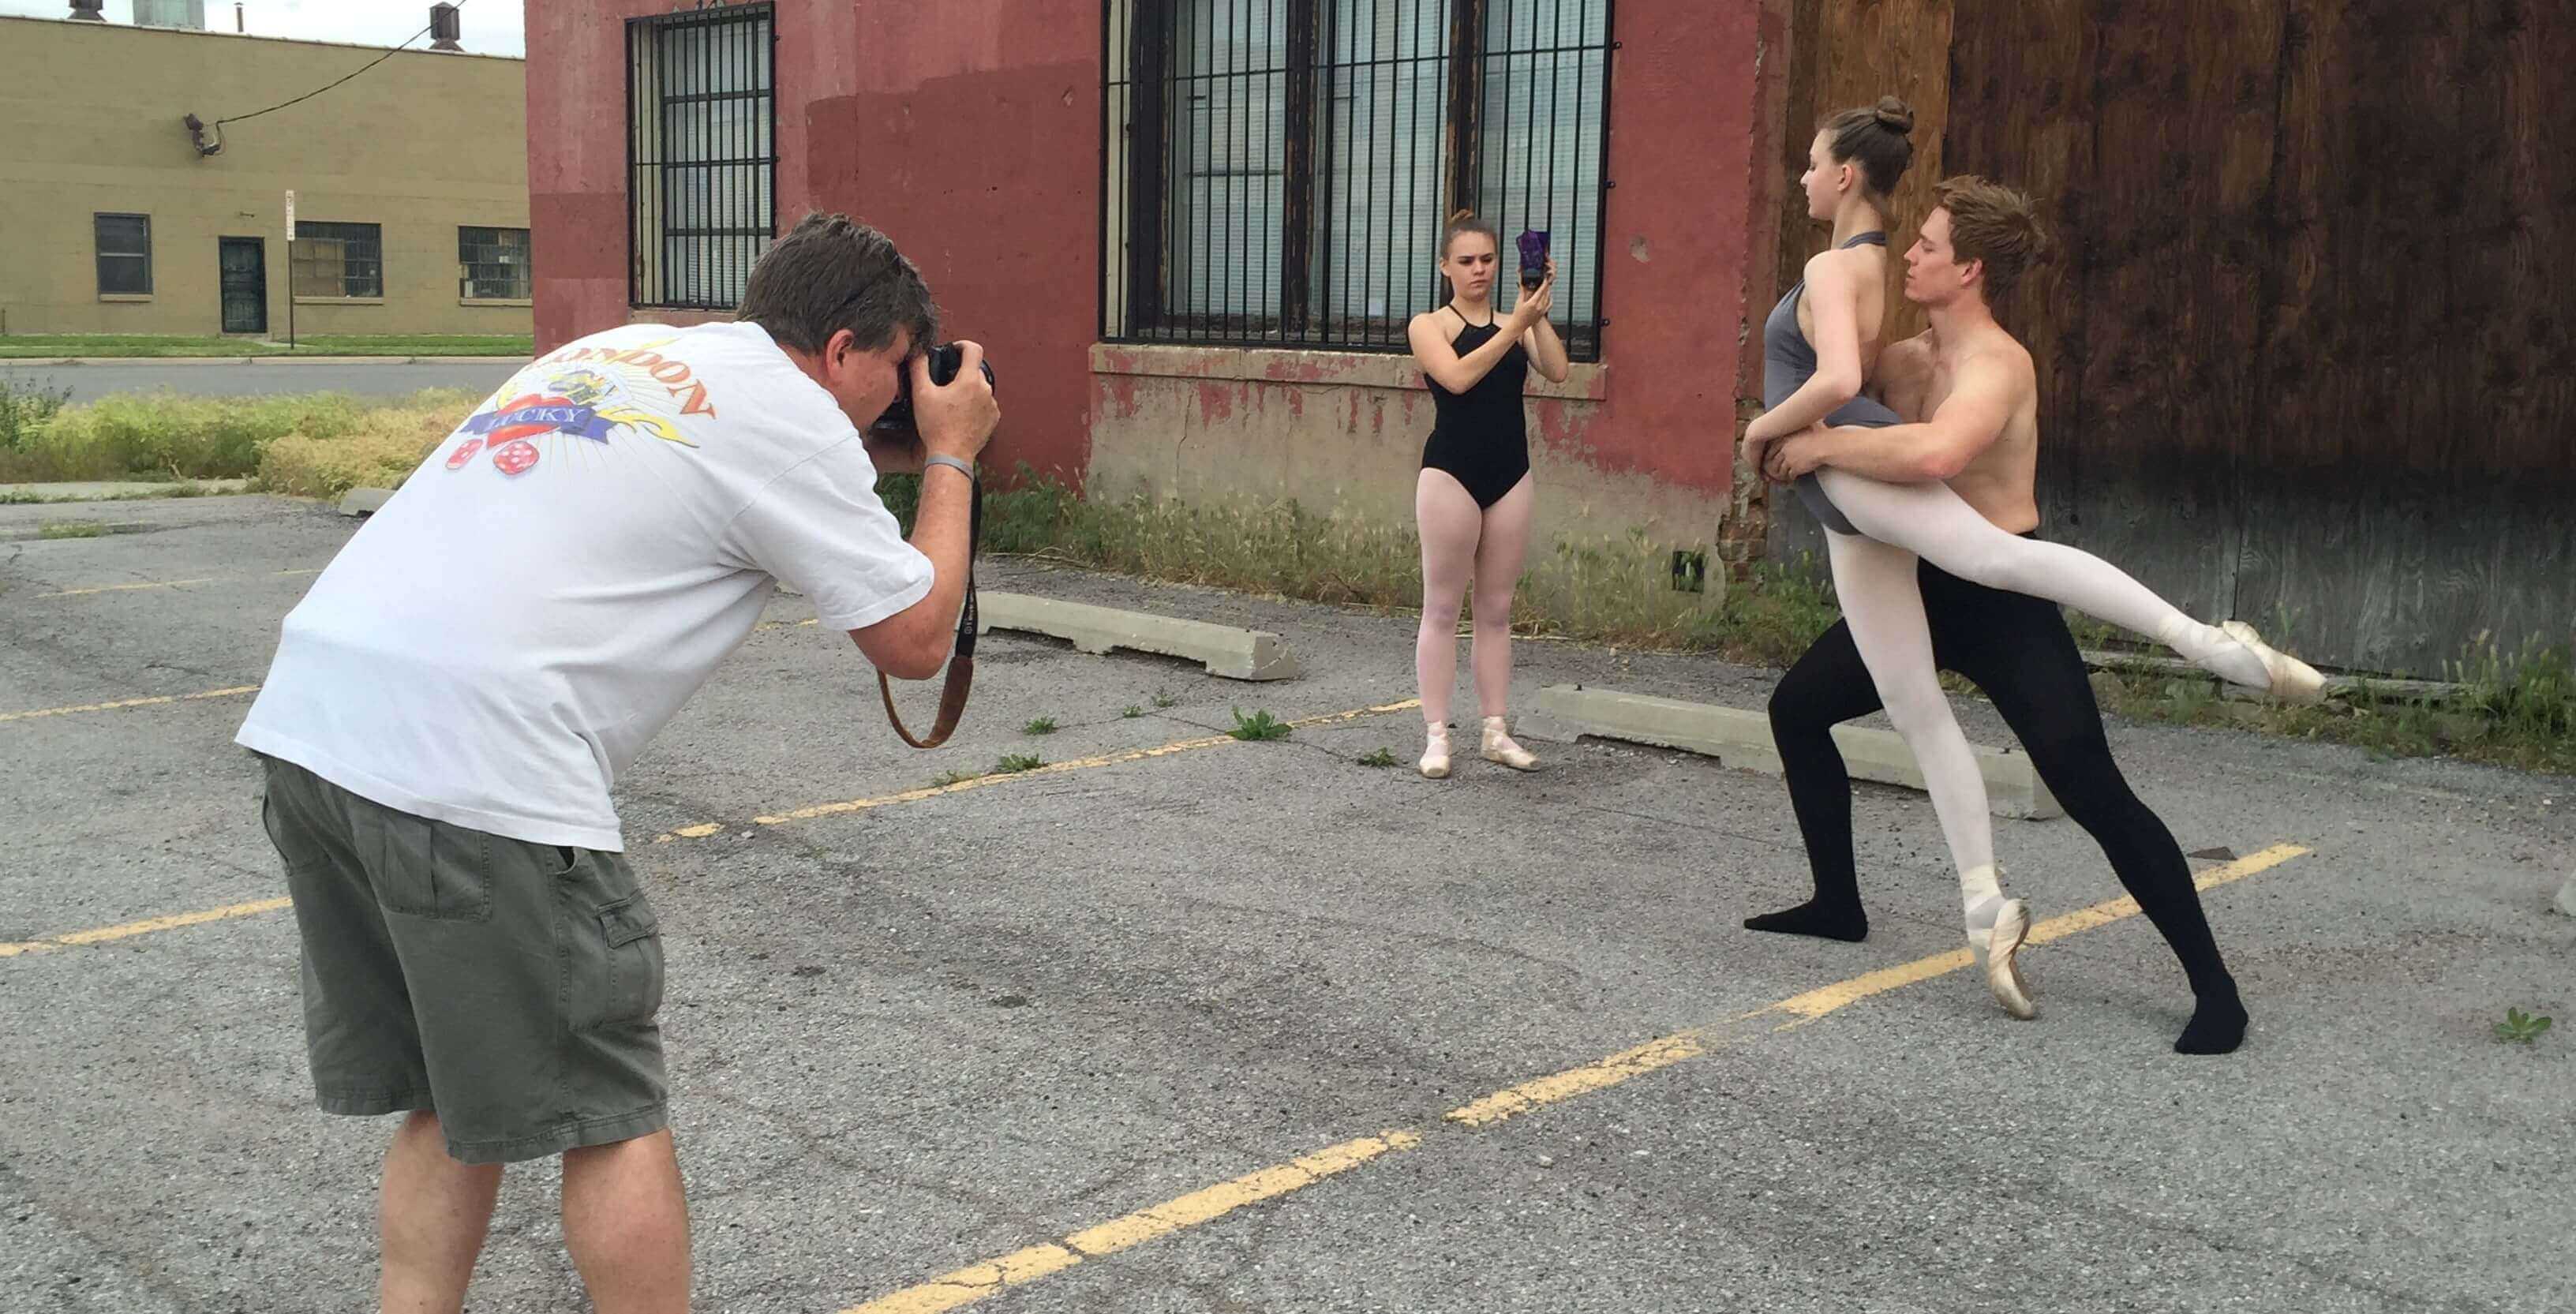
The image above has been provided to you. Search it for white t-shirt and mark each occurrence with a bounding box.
[237,321,934,852]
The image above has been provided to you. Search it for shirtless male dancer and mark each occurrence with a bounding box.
[1752,178,2250,1055]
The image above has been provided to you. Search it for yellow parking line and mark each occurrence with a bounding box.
[1771,843,2309,1023]
[0,897,293,958]
[834,844,2314,1313]
[33,568,317,599]
[0,685,261,724]
[1444,1032,1709,1128]
[841,1132,1422,1314]
[657,699,1421,838]
[6,700,1429,949]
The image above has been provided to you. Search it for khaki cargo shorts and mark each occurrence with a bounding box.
[256,754,668,1164]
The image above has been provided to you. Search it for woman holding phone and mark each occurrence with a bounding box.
[1406,212,1571,779]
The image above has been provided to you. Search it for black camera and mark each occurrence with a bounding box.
[871,343,996,444]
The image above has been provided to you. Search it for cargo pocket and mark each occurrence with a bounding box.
[586,892,665,1028]
[360,807,492,922]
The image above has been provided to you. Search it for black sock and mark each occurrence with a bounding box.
[2173,983,2248,1055]
[1744,899,1869,943]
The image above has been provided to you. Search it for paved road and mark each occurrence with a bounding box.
[2,494,2570,1313]
[0,358,522,403]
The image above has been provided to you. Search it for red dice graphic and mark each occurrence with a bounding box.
[492,439,541,477]
[445,437,485,470]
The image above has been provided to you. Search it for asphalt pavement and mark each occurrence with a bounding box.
[2,493,2570,1313]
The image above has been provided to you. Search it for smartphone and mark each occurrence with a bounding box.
[1516,229,1550,290]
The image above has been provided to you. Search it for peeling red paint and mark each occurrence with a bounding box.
[1196,383,1237,423]
[531,0,1754,503]
[1096,373,1141,420]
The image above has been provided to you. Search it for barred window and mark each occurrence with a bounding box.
[1103,0,1612,359]
[627,2,777,310]
[292,222,384,299]
[95,213,153,295]
[459,226,533,301]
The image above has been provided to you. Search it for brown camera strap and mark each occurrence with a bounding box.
[877,472,980,749]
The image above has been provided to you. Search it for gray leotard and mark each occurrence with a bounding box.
[1761,231,1897,535]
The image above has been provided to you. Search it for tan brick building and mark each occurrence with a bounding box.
[0,8,529,339]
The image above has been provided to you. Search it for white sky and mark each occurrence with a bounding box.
[0,0,526,56]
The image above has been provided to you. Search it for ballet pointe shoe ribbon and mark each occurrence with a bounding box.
[1420,724,1452,779]
[1481,717,1539,771]
[2219,620,2327,705]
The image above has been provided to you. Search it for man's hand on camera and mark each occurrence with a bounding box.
[914,340,1000,468]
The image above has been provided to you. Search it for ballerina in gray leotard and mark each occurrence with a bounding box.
[1762,230,1893,536]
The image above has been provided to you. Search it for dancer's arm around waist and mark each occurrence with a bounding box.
[1775,348,2019,484]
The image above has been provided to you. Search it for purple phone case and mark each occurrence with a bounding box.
[1517,230,1549,287]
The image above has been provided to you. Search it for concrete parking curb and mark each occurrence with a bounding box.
[978,592,1299,680]
[1521,683,2062,821]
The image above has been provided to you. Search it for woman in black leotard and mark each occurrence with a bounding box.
[1407,211,1571,779]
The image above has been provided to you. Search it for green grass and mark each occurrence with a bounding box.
[2091,635,2576,777]
[1227,709,1292,741]
[0,387,477,489]
[1022,716,1058,736]
[36,520,106,539]
[2496,1007,2553,1045]
[1357,747,1400,768]
[2,376,71,450]
[882,468,2576,775]
[994,754,1045,774]
[0,335,531,359]
[1121,705,1145,718]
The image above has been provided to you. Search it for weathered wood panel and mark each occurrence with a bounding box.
[2236,1,2515,671]
[1770,0,1825,329]
[2055,0,2278,623]
[1765,0,2576,673]
[1941,0,2092,568]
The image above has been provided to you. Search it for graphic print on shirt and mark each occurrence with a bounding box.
[445,339,714,478]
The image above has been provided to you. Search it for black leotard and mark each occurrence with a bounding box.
[1421,309,1530,509]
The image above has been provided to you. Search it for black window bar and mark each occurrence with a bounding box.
[1103,0,1612,360]
[459,226,533,301]
[292,222,384,299]
[627,2,777,311]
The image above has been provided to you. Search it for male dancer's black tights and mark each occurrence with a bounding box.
[1748,541,2249,1054]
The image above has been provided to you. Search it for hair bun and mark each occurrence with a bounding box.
[1873,96,1915,135]
[1447,208,1476,226]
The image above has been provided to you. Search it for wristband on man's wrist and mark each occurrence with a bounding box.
[923,454,977,483]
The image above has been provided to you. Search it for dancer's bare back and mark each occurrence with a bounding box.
[1870,321,2042,534]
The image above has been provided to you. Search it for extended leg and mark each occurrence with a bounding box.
[1816,467,2315,699]
[1824,529,2035,1018]
[1942,582,2248,1052]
